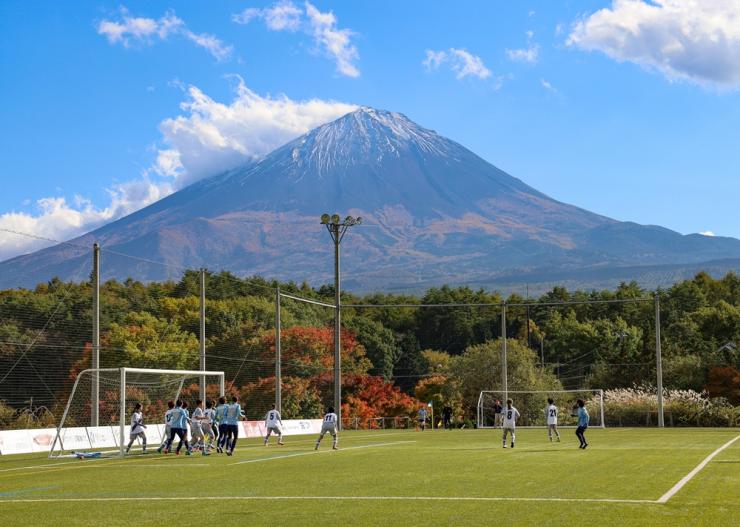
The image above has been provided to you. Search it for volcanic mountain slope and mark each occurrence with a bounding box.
[2,107,739,291]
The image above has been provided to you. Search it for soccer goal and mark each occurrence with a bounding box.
[477,389,605,429]
[50,368,225,458]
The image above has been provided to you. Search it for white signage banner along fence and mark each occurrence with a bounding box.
[0,419,323,455]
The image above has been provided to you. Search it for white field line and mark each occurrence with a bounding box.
[0,431,414,475]
[230,441,416,466]
[0,495,654,504]
[656,433,740,504]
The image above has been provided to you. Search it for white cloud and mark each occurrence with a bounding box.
[98,7,232,61]
[0,180,171,260]
[540,78,557,93]
[155,77,357,184]
[232,1,360,77]
[233,1,302,31]
[0,81,355,260]
[423,48,491,80]
[567,0,740,89]
[506,31,539,64]
[699,231,716,236]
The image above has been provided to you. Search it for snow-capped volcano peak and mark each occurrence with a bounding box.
[283,106,456,174]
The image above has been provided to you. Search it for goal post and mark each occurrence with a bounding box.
[50,367,225,458]
[477,389,605,429]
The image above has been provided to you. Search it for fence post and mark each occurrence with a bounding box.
[502,301,508,401]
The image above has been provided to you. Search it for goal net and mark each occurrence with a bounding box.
[477,389,604,428]
[50,368,225,458]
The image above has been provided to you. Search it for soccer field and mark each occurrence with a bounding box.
[0,428,737,526]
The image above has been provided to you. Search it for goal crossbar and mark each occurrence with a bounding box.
[50,367,225,458]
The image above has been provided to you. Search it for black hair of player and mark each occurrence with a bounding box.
[218,396,226,404]
[134,403,142,411]
[328,406,334,413]
[196,399,202,405]
[547,398,554,404]
[577,399,585,408]
[182,401,188,409]
[231,396,238,403]
[167,400,175,409]
[206,400,213,409]
[175,400,182,407]
[506,398,513,406]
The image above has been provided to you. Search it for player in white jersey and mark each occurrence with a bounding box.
[156,401,175,453]
[501,399,520,449]
[190,399,209,455]
[263,404,284,446]
[203,400,217,452]
[315,406,338,450]
[545,398,560,442]
[125,403,148,454]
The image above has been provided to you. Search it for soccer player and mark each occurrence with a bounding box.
[417,406,428,431]
[203,400,217,452]
[263,404,284,446]
[191,399,209,455]
[156,400,175,453]
[223,396,245,456]
[545,398,560,442]
[125,403,147,454]
[575,399,590,449]
[315,406,338,450]
[164,400,192,455]
[493,399,503,428]
[215,396,229,453]
[442,405,453,430]
[501,398,520,448]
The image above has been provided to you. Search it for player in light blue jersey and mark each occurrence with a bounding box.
[575,399,590,449]
[164,400,192,455]
[223,396,245,456]
[215,396,228,453]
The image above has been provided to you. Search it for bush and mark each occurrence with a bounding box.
[603,386,737,427]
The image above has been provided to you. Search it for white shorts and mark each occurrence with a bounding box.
[548,423,558,428]
[502,426,515,435]
[191,426,204,440]
[130,431,146,441]
[266,425,282,435]
[321,423,337,436]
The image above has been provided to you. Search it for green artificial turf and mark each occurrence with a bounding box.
[0,428,737,526]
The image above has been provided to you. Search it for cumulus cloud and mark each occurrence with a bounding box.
[506,31,539,64]
[155,77,357,184]
[233,1,360,77]
[567,0,740,89]
[0,179,171,260]
[233,1,302,31]
[98,7,232,61]
[1,81,355,260]
[423,48,492,80]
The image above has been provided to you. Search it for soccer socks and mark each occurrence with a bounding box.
[332,435,338,450]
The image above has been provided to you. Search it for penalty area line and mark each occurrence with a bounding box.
[656,433,740,504]
[229,441,416,466]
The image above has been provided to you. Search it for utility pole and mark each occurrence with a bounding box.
[655,294,664,427]
[91,243,100,427]
[199,268,206,402]
[275,287,282,413]
[320,213,362,430]
[502,301,508,401]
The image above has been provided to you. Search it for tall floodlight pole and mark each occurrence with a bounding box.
[199,268,206,402]
[320,213,362,431]
[502,301,508,401]
[91,243,100,426]
[275,287,282,413]
[655,293,664,427]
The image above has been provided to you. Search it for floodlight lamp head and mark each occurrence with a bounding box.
[331,214,341,224]
[320,213,330,225]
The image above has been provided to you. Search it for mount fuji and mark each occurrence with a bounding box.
[2,107,739,292]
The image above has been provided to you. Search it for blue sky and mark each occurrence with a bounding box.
[1,0,740,258]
